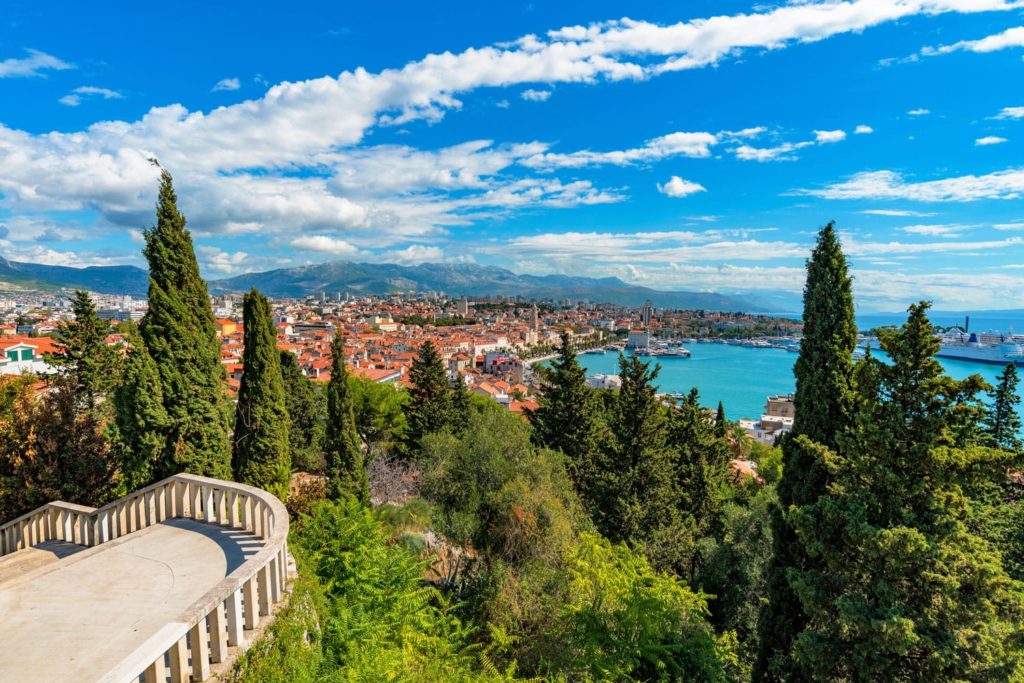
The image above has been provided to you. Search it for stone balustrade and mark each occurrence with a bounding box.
[0,473,290,683]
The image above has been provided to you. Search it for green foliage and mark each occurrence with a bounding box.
[111,325,170,492]
[530,330,606,506]
[138,168,232,479]
[279,350,326,472]
[986,363,1023,452]
[47,290,120,411]
[0,375,120,519]
[323,336,369,502]
[756,221,857,682]
[787,302,1024,681]
[293,499,515,682]
[233,289,291,499]
[349,374,407,458]
[402,340,462,456]
[419,407,583,564]
[543,533,730,683]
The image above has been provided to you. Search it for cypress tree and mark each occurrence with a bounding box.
[112,325,170,492]
[402,340,455,456]
[324,335,369,502]
[755,221,857,682]
[139,167,232,479]
[672,389,731,547]
[714,401,728,439]
[531,330,603,496]
[986,363,1022,452]
[48,290,119,412]
[279,350,326,472]
[788,302,1024,680]
[233,290,291,499]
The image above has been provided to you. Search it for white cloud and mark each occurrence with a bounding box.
[196,245,252,275]
[733,141,813,162]
[813,129,846,143]
[0,49,73,78]
[976,135,1008,146]
[859,209,935,216]
[803,169,1024,202]
[290,235,360,254]
[521,89,551,101]
[899,223,967,237]
[524,131,718,169]
[855,124,874,134]
[924,25,1024,55]
[994,222,1024,231]
[907,108,930,116]
[994,106,1024,120]
[382,244,444,264]
[657,176,706,198]
[58,86,124,107]
[212,77,241,92]
[0,0,1021,243]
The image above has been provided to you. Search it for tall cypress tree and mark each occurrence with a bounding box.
[755,221,857,682]
[986,363,1022,452]
[139,167,232,479]
[112,325,170,492]
[324,335,368,502]
[714,401,728,439]
[48,290,119,412]
[402,340,455,456]
[233,290,291,499]
[531,330,603,496]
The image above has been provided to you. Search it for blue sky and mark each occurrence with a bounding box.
[1,0,1024,311]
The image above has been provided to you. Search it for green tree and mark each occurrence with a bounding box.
[111,325,170,492]
[279,350,326,473]
[530,330,605,502]
[402,340,456,455]
[715,401,728,439]
[670,388,732,576]
[986,363,1022,452]
[138,167,232,479]
[232,290,291,499]
[597,354,690,574]
[788,302,1024,681]
[756,221,857,682]
[349,375,406,458]
[323,335,368,502]
[47,290,119,411]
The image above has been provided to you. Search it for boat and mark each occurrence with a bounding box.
[936,331,1024,365]
[652,348,691,358]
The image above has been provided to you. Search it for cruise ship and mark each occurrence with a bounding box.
[936,329,1024,365]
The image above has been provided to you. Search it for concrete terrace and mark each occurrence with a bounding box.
[0,474,291,683]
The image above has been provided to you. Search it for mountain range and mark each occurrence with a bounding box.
[0,255,776,312]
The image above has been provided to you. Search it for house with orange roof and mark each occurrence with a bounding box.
[0,336,60,376]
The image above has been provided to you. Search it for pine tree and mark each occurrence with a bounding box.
[138,167,232,479]
[986,363,1022,452]
[233,290,291,499]
[756,221,857,682]
[324,335,368,502]
[402,340,455,456]
[47,290,120,411]
[671,389,732,557]
[597,354,689,574]
[112,325,170,492]
[279,350,326,472]
[788,302,1024,680]
[531,330,604,498]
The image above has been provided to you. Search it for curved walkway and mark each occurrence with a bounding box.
[0,518,262,682]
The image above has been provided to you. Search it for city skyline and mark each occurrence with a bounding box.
[1,0,1024,311]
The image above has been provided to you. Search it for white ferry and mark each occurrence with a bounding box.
[936,329,1024,366]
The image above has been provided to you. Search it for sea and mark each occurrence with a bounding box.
[570,344,1021,424]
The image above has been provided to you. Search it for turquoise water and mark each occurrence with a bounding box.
[571,345,1020,422]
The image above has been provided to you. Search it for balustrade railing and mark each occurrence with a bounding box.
[0,473,290,683]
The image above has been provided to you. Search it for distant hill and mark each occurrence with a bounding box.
[210,260,774,312]
[0,256,149,296]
